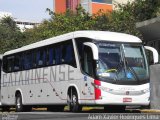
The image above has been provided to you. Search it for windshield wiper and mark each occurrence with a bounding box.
[125,60,140,83]
[121,44,139,83]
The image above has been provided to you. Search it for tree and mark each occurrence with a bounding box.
[1,0,160,53]
[24,0,160,45]
[24,6,95,43]
[0,17,25,53]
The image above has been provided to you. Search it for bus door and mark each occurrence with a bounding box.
[82,46,95,98]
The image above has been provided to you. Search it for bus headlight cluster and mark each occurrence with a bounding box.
[99,86,113,92]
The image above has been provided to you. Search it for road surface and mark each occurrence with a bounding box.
[0,109,160,120]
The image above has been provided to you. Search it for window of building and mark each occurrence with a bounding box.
[66,0,80,11]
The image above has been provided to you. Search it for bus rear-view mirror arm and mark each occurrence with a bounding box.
[144,46,159,64]
[83,42,98,60]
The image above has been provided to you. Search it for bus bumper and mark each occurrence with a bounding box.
[95,94,150,106]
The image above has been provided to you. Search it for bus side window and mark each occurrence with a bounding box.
[32,50,37,68]
[24,52,32,70]
[145,49,154,65]
[75,38,92,74]
[46,48,49,65]
[6,56,14,72]
[14,55,20,71]
[49,48,55,65]
[2,57,7,73]
[64,44,72,63]
[61,41,76,67]
[55,46,61,64]
[66,44,76,67]
[37,50,43,66]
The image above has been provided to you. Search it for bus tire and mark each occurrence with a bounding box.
[16,94,23,112]
[69,91,82,112]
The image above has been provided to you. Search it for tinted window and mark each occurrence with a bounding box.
[24,52,32,70]
[75,38,93,75]
[2,40,77,73]
[14,54,21,71]
[36,49,46,67]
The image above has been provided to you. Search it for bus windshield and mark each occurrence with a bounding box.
[96,42,149,85]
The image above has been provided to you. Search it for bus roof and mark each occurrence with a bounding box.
[4,31,142,56]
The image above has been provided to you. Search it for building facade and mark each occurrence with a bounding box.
[53,0,113,14]
[136,17,160,55]
[14,19,39,32]
[53,0,134,14]
[0,11,39,32]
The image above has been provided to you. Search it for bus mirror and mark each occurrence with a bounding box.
[144,46,159,64]
[83,42,98,60]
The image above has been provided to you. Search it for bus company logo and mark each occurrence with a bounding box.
[84,76,87,81]
[126,91,129,95]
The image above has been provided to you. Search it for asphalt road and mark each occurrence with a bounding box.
[1,112,160,120]
[0,109,160,120]
[1,112,90,120]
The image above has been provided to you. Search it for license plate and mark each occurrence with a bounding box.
[123,98,132,102]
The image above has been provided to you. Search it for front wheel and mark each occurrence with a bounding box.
[68,91,82,112]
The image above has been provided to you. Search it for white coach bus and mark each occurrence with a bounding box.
[0,31,158,112]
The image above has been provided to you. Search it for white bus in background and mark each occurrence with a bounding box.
[0,31,158,112]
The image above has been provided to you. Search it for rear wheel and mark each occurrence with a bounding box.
[16,94,32,112]
[16,94,23,112]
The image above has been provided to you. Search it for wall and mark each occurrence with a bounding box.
[54,0,66,13]
[92,2,112,14]
[150,64,160,109]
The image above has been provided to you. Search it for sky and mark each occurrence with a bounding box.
[0,0,53,22]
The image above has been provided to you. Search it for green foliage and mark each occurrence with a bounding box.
[24,0,160,43]
[0,0,160,53]
[0,17,25,53]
